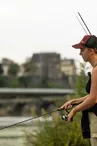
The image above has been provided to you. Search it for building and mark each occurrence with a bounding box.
[61,58,76,76]
[32,52,62,79]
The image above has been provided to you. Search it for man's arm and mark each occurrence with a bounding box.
[72,95,89,105]
[68,67,97,121]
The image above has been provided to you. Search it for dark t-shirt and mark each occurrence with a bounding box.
[85,72,97,114]
[81,72,97,139]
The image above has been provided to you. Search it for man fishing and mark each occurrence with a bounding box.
[59,34,97,146]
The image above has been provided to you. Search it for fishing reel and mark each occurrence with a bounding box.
[62,113,68,121]
[61,108,69,121]
[60,104,78,121]
[61,109,73,121]
[61,113,73,121]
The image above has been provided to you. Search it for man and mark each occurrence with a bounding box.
[59,35,97,146]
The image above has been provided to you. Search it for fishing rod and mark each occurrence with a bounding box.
[0,102,80,131]
[76,15,88,35]
[77,12,92,35]
[0,108,70,130]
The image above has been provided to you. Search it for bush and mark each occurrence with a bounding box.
[23,112,90,146]
[23,62,90,146]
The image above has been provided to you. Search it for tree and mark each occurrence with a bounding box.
[0,64,4,75]
[75,62,88,97]
[8,63,20,76]
[23,58,37,76]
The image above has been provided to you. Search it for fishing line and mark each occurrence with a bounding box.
[77,12,92,35]
[76,15,88,34]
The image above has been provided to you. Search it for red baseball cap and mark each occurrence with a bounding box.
[72,35,93,49]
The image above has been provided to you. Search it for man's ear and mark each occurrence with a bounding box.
[89,48,94,55]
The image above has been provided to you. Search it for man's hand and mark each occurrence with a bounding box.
[58,100,74,111]
[67,108,77,122]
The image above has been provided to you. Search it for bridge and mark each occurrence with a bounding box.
[0,88,75,116]
[0,88,75,96]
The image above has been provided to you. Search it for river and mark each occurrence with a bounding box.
[0,116,52,146]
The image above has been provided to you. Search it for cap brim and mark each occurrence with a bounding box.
[72,43,85,49]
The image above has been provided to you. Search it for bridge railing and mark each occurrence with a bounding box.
[0,88,75,96]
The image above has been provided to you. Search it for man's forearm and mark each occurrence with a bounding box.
[74,95,96,112]
[72,95,89,105]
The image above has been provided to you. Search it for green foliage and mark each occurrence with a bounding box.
[24,112,90,146]
[0,75,5,87]
[8,63,20,76]
[75,63,88,97]
[47,81,65,88]
[23,62,90,146]
[9,78,20,87]
[23,59,37,75]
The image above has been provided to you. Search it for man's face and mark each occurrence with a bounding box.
[79,48,90,62]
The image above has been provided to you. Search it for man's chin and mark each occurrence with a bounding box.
[82,58,88,62]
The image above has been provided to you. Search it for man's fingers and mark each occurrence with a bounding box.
[58,106,64,111]
[59,103,73,111]
[67,105,73,109]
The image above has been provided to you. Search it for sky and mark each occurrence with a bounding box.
[0,0,97,67]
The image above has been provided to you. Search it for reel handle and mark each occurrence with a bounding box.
[62,114,73,121]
